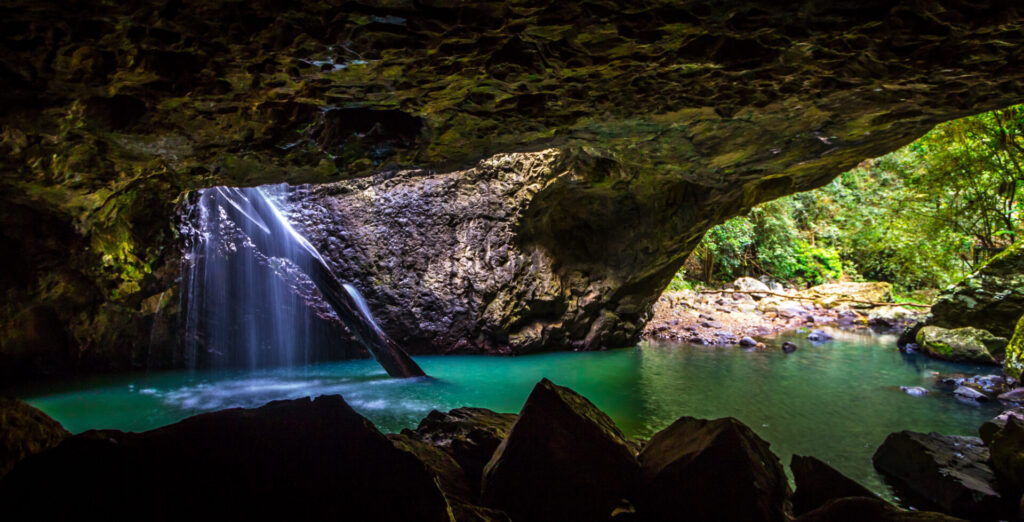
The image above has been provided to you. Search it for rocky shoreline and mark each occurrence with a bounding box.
[6,378,1023,520]
[643,278,924,348]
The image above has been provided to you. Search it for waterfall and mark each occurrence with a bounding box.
[180,184,425,378]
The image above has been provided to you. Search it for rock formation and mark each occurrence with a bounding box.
[2,0,1024,372]
[0,398,70,478]
[929,242,1024,339]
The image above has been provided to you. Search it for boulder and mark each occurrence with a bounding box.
[0,396,449,520]
[930,242,1024,339]
[733,277,770,298]
[868,306,920,331]
[872,430,1006,520]
[916,326,1007,365]
[790,454,880,516]
[0,398,70,478]
[403,407,517,494]
[980,408,1024,446]
[804,282,894,303]
[998,388,1024,403]
[635,416,790,522]
[898,322,925,350]
[481,379,638,521]
[794,496,967,522]
[987,417,1024,499]
[954,386,990,402]
[739,336,758,347]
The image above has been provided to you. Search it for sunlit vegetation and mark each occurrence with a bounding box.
[680,105,1024,294]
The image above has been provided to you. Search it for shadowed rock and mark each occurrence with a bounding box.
[987,417,1024,501]
[873,430,1006,520]
[790,454,880,516]
[0,398,69,478]
[402,407,517,495]
[635,416,790,521]
[0,396,449,520]
[481,378,638,521]
[980,407,1024,446]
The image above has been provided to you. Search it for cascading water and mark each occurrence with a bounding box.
[180,184,425,378]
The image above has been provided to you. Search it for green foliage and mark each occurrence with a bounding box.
[681,105,1024,292]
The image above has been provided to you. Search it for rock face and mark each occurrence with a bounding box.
[481,378,638,521]
[0,398,70,478]
[2,1,1024,372]
[635,416,790,521]
[790,454,880,516]
[930,242,1024,339]
[0,395,449,520]
[916,326,1007,365]
[873,430,1006,520]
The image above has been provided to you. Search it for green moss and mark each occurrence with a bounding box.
[1004,315,1024,379]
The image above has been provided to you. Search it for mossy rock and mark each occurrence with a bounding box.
[916,326,1007,365]
[1004,315,1024,380]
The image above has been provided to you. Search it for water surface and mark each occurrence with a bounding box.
[20,327,1003,496]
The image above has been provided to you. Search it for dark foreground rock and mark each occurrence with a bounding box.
[987,417,1024,501]
[402,407,517,495]
[481,378,638,521]
[389,433,511,521]
[0,396,449,520]
[873,431,1006,520]
[794,497,966,522]
[635,416,790,522]
[981,407,1024,446]
[0,398,70,478]
[790,454,880,516]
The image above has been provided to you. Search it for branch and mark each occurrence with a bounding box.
[697,289,931,308]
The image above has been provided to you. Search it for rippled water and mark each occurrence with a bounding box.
[19,327,1004,496]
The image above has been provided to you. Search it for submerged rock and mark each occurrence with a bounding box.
[635,416,790,522]
[807,329,833,343]
[916,326,1006,365]
[481,378,638,521]
[402,407,517,495]
[790,454,880,516]
[0,396,449,520]
[0,398,70,479]
[782,341,798,353]
[873,430,1005,520]
[794,497,966,522]
[900,386,930,397]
